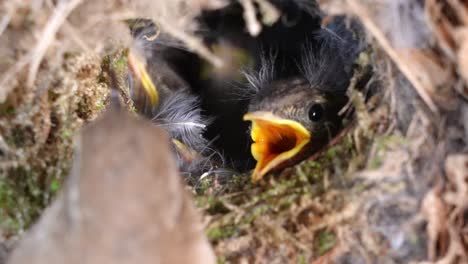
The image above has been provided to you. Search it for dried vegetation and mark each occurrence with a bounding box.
[0,0,467,263]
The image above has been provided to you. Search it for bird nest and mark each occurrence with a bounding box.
[0,0,467,263]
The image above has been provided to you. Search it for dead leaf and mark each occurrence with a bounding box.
[7,106,215,264]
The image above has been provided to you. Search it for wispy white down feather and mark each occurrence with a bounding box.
[151,91,227,179]
[301,17,365,92]
[242,16,365,97]
[152,92,210,152]
[241,49,277,96]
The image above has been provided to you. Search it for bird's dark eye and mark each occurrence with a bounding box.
[308,104,324,122]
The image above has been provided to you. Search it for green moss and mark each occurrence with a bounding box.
[114,55,128,72]
[297,254,306,264]
[219,173,252,194]
[354,182,367,193]
[0,167,48,234]
[195,176,214,195]
[306,161,321,169]
[196,194,230,215]
[217,256,228,264]
[207,225,239,242]
[49,179,61,194]
[101,49,129,77]
[262,179,295,198]
[95,100,105,111]
[7,125,34,148]
[325,146,339,159]
[314,229,336,256]
[241,204,270,224]
[62,129,72,139]
[377,135,407,149]
[63,51,79,60]
[0,50,109,240]
[0,104,16,116]
[368,135,408,170]
[278,193,300,208]
[369,155,382,169]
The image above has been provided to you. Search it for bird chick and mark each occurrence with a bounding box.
[243,17,365,182]
[244,78,348,182]
[127,19,221,179]
[194,0,325,171]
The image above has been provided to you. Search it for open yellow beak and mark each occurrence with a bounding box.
[243,111,311,182]
[171,139,200,163]
[127,51,159,106]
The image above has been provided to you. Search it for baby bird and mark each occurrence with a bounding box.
[195,0,326,172]
[127,19,220,180]
[243,17,365,182]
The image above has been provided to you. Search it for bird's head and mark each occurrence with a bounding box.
[243,77,348,182]
[241,14,366,182]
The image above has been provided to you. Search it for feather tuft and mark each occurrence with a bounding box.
[151,91,228,179]
[240,49,277,97]
[300,16,366,93]
[242,16,365,97]
[152,91,210,152]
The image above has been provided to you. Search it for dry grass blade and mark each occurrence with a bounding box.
[0,13,10,37]
[447,0,468,25]
[157,19,224,68]
[346,0,439,113]
[254,0,280,25]
[26,0,83,88]
[0,56,29,102]
[239,0,262,36]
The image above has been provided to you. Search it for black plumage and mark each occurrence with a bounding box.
[127,19,222,179]
[242,16,367,181]
[124,1,369,182]
[195,0,328,172]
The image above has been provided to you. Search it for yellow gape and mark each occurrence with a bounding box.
[244,111,311,182]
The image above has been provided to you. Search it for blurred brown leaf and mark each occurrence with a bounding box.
[7,106,215,264]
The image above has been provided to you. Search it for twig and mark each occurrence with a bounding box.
[0,12,10,38]
[308,201,359,233]
[254,0,280,25]
[447,0,468,25]
[62,21,92,53]
[239,0,261,36]
[79,8,223,68]
[346,0,439,114]
[157,19,223,68]
[0,135,14,156]
[27,0,83,88]
[0,55,31,102]
[0,0,19,38]
[260,218,310,252]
